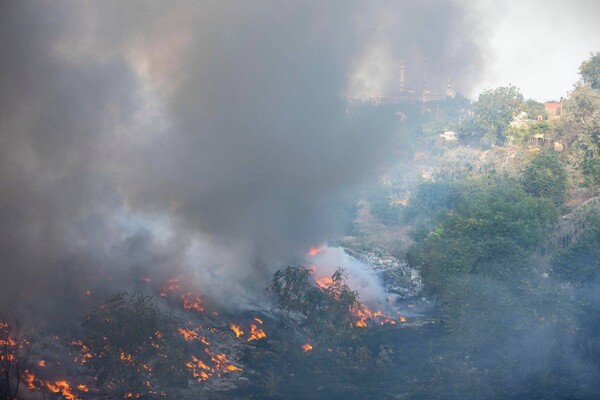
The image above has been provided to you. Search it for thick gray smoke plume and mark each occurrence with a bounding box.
[0,1,485,320]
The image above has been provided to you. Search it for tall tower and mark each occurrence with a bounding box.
[399,60,405,93]
[444,77,454,98]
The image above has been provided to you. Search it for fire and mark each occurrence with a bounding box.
[352,305,399,328]
[185,351,242,382]
[23,371,38,390]
[22,370,89,399]
[229,324,244,338]
[308,245,326,256]
[302,343,313,352]
[46,380,79,400]
[120,351,134,363]
[178,327,210,345]
[254,317,264,325]
[38,360,46,367]
[185,355,212,382]
[314,276,334,289]
[247,324,266,342]
[160,278,180,297]
[183,293,204,313]
[71,340,93,365]
[206,350,243,374]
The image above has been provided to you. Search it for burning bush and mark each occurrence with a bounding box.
[271,266,359,343]
[82,292,189,398]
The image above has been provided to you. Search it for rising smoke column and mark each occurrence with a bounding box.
[0,1,486,320]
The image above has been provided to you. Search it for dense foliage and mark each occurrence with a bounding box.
[522,149,568,206]
[459,85,524,146]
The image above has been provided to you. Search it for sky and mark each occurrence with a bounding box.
[473,0,600,101]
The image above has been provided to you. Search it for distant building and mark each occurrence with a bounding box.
[544,101,562,119]
[440,131,457,141]
[529,133,554,149]
[347,60,455,105]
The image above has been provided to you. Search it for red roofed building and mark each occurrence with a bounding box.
[544,101,562,119]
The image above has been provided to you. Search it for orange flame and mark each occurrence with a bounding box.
[308,245,326,256]
[352,305,399,327]
[178,328,210,345]
[183,293,204,313]
[71,340,93,365]
[302,343,313,352]
[46,380,79,400]
[159,278,180,297]
[314,276,334,289]
[120,351,134,363]
[185,355,212,382]
[247,324,266,342]
[206,350,243,374]
[229,324,244,338]
[23,371,38,390]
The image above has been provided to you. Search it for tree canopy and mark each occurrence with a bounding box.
[580,52,600,90]
[460,85,524,147]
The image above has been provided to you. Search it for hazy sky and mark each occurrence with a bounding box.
[473,0,600,101]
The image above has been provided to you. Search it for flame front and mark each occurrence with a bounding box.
[302,343,313,352]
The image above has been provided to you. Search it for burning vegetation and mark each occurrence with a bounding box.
[2,263,409,399]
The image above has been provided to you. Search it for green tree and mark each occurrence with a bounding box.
[407,177,558,294]
[522,150,568,207]
[524,99,547,120]
[580,51,600,90]
[559,85,600,186]
[460,85,524,147]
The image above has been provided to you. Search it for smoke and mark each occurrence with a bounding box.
[0,1,486,321]
[309,246,388,306]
